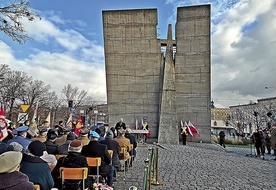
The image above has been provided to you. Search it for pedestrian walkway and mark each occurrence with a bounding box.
[113,142,276,190]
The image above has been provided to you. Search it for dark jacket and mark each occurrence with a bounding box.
[0,171,35,190]
[100,138,122,169]
[44,140,59,155]
[0,141,14,154]
[51,152,92,190]
[57,140,71,155]
[20,153,54,190]
[125,133,137,156]
[82,141,112,177]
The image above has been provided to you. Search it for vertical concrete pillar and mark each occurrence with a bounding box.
[158,24,179,145]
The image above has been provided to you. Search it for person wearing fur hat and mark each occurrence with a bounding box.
[82,131,114,187]
[51,140,92,190]
[0,151,36,190]
[7,126,31,151]
[100,130,122,172]
[20,141,54,190]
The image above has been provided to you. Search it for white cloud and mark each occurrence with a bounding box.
[166,0,276,107]
[2,13,107,102]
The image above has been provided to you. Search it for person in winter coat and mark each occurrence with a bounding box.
[20,141,54,190]
[100,130,122,171]
[251,129,265,157]
[270,124,276,156]
[0,151,35,190]
[82,131,114,187]
[52,140,92,190]
[219,130,226,148]
[264,130,271,154]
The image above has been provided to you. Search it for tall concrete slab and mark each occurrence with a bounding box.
[103,5,211,143]
[158,24,179,145]
[102,9,162,134]
[175,5,211,142]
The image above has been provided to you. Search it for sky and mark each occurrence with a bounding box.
[0,0,275,108]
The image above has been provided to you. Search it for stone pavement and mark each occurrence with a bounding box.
[113,142,276,190]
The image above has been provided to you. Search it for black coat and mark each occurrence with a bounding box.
[82,141,112,177]
[125,133,137,156]
[51,152,92,190]
[100,138,122,169]
[44,140,59,155]
[57,140,71,155]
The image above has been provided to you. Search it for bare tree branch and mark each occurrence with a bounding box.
[0,0,40,44]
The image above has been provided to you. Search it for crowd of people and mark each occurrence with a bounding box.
[0,117,139,190]
[251,125,276,159]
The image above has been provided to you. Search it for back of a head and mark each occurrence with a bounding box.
[126,128,132,134]
[118,129,125,136]
[68,140,83,153]
[28,140,46,156]
[105,130,114,139]
[0,151,23,173]
[67,132,76,141]
[47,129,57,140]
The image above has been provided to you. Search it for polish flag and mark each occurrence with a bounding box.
[187,121,200,137]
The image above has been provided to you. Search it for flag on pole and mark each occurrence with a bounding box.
[75,115,83,136]
[66,111,72,129]
[0,106,8,141]
[135,119,138,130]
[32,101,39,124]
[180,120,184,127]
[187,121,200,137]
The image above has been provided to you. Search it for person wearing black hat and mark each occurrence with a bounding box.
[57,132,76,155]
[51,140,92,190]
[0,151,36,190]
[20,141,54,190]
[32,128,47,143]
[7,126,31,151]
[82,131,114,187]
[44,129,59,155]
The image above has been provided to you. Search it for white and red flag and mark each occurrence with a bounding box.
[0,107,8,141]
[187,121,200,137]
[135,119,138,130]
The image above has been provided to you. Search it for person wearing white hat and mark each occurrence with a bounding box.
[0,151,36,190]
[7,126,31,150]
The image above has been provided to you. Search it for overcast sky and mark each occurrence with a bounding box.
[0,0,275,108]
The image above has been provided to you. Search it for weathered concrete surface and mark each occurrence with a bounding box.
[103,9,162,135]
[158,24,179,145]
[103,5,211,143]
[114,143,276,190]
[175,5,211,143]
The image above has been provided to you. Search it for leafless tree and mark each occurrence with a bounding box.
[0,0,39,44]
[61,84,89,108]
[0,69,30,119]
